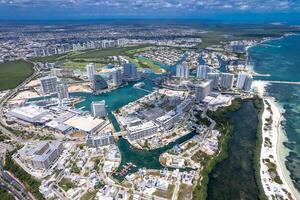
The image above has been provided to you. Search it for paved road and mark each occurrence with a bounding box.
[0,61,40,143]
[0,180,24,200]
[0,160,34,200]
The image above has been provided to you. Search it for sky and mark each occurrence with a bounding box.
[0,0,300,22]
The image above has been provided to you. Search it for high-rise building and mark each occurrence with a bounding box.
[86,63,95,81]
[220,73,234,89]
[123,63,138,81]
[236,73,253,91]
[236,73,247,89]
[195,80,212,102]
[92,74,108,92]
[196,65,209,79]
[91,100,107,118]
[112,68,122,86]
[40,76,58,95]
[207,73,220,89]
[176,62,189,79]
[57,83,69,101]
[244,75,253,91]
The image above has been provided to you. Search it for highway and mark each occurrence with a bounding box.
[0,160,34,200]
[0,180,24,200]
[0,60,40,143]
[0,60,40,200]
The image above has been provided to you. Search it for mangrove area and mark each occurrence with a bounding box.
[193,97,266,200]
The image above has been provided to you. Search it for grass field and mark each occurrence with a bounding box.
[125,56,164,73]
[0,60,34,90]
[80,191,97,200]
[67,45,151,59]
[62,60,106,70]
[58,178,76,191]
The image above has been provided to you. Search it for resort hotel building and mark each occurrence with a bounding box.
[18,141,63,170]
[40,75,58,95]
[91,100,107,118]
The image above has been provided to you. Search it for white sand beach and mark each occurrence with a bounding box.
[253,80,299,200]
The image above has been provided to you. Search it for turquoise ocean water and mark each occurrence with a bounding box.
[249,34,300,192]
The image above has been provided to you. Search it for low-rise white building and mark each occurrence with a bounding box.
[127,121,158,141]
[7,105,49,124]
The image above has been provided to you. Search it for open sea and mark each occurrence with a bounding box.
[249,34,300,193]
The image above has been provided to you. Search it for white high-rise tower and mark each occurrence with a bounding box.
[86,63,95,81]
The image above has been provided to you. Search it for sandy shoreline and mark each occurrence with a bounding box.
[253,80,299,199]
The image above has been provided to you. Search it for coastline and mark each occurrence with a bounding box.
[253,81,299,199]
[247,33,300,199]
[274,100,300,199]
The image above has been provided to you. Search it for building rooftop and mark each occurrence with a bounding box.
[127,121,157,132]
[8,105,49,123]
[64,115,105,133]
[19,140,62,163]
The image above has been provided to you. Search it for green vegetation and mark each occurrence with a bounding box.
[125,56,163,73]
[30,45,163,74]
[0,188,15,200]
[0,60,34,90]
[58,178,76,191]
[178,184,193,200]
[152,184,175,199]
[0,131,10,141]
[3,124,26,136]
[80,190,98,200]
[196,24,300,48]
[4,152,44,200]
[94,158,101,171]
[252,96,268,200]
[71,163,80,174]
[192,97,268,200]
[29,53,65,63]
[62,60,105,70]
[193,98,243,200]
[263,158,283,185]
[196,115,211,127]
[67,45,150,59]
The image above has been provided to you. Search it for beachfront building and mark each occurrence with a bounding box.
[244,76,253,91]
[86,133,114,147]
[57,83,69,102]
[112,68,122,86]
[196,65,209,79]
[86,63,95,81]
[91,100,107,118]
[207,73,220,89]
[195,81,212,102]
[127,121,158,141]
[220,73,234,89]
[236,73,253,91]
[18,141,63,170]
[40,76,58,95]
[92,74,108,92]
[123,63,138,81]
[176,62,190,79]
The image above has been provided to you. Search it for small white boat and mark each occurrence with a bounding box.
[133,82,145,88]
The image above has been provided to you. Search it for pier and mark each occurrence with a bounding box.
[263,80,300,85]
